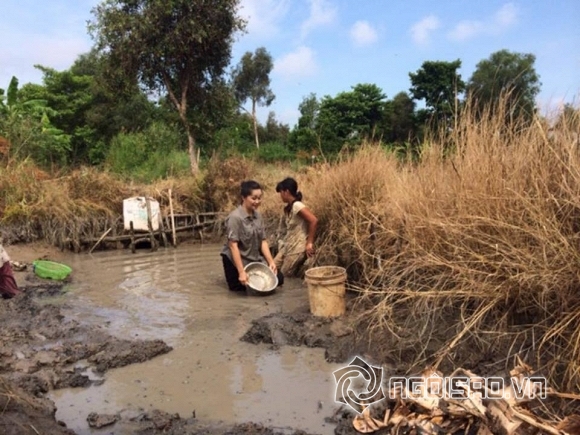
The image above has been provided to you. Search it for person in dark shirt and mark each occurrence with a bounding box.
[221,180,283,291]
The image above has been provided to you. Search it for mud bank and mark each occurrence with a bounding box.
[0,245,340,435]
[0,275,173,433]
[0,276,326,435]
[0,280,172,388]
[241,307,369,365]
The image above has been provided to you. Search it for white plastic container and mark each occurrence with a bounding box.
[123,197,160,231]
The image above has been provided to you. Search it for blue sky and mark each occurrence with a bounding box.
[1,0,578,127]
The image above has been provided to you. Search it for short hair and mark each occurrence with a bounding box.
[240,180,262,198]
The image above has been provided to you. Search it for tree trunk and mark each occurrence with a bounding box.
[162,74,198,175]
[178,110,198,175]
[252,99,260,149]
[187,130,198,175]
[175,103,199,175]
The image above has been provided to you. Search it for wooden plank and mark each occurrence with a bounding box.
[145,197,158,252]
[63,220,217,245]
[130,221,136,253]
[89,228,112,254]
[168,189,177,247]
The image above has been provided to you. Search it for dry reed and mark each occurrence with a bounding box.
[307,99,580,395]
[0,164,206,248]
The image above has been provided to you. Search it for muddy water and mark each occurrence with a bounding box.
[48,243,341,434]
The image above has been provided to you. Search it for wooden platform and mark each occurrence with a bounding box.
[64,211,226,253]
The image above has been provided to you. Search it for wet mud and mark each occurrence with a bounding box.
[1,244,356,434]
[241,309,369,364]
[0,275,329,434]
[1,280,172,384]
[0,275,173,434]
[2,242,514,435]
[1,243,516,435]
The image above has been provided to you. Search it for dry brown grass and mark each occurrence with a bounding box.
[308,101,580,394]
[203,154,258,212]
[0,153,290,248]
[0,164,206,247]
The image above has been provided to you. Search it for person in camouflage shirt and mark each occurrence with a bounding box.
[0,243,20,298]
[274,178,318,277]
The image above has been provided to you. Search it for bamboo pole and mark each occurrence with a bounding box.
[145,197,158,252]
[89,228,112,254]
[168,189,177,247]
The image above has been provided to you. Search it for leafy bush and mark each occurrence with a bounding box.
[135,149,190,181]
[256,142,294,162]
[105,122,187,181]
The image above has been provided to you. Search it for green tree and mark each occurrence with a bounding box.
[409,60,465,125]
[317,83,387,153]
[297,93,319,131]
[187,78,239,155]
[89,0,245,174]
[17,53,158,165]
[383,91,418,144]
[466,49,541,122]
[72,50,161,164]
[261,112,289,144]
[288,93,320,152]
[19,65,94,164]
[0,77,70,166]
[231,47,275,148]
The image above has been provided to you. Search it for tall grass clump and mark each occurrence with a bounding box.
[0,165,131,246]
[202,155,258,212]
[0,162,205,247]
[309,98,580,393]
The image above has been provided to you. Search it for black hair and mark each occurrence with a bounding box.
[240,180,262,198]
[275,177,302,201]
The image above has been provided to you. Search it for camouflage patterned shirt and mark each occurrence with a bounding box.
[0,244,11,266]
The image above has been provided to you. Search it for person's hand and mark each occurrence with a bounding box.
[306,242,315,257]
[238,270,249,286]
[268,261,278,275]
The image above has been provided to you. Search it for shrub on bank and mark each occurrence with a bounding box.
[105,122,190,182]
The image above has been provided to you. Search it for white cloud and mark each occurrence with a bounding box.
[300,0,338,40]
[495,2,518,28]
[350,21,378,46]
[410,15,441,46]
[448,2,519,41]
[238,0,290,38]
[274,46,319,80]
[447,20,484,41]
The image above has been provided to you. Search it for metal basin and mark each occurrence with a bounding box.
[244,262,278,295]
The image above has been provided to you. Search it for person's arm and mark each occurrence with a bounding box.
[260,239,277,274]
[229,240,249,286]
[298,207,318,257]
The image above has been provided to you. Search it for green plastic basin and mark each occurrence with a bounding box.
[33,260,72,280]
